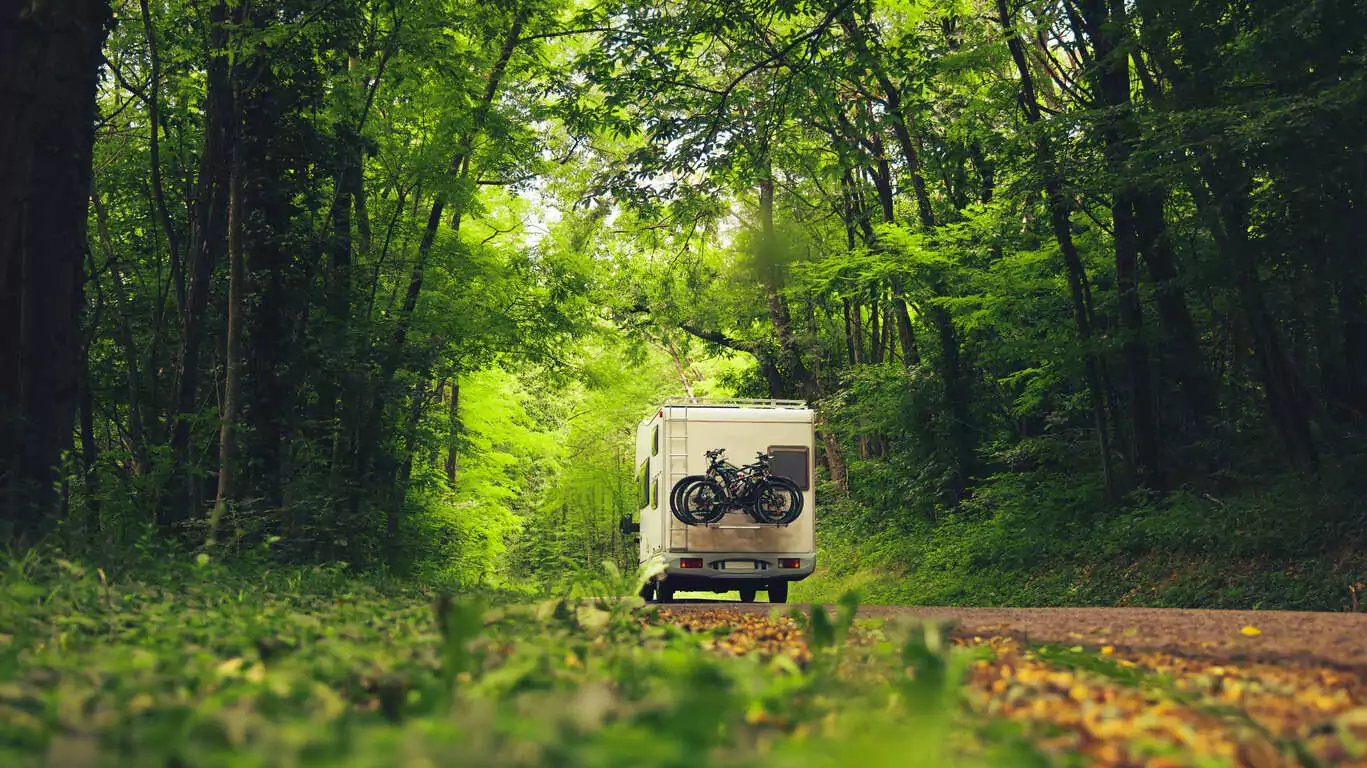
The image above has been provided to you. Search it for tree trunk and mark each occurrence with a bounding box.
[169,0,234,524]
[210,149,245,541]
[445,381,460,485]
[139,0,183,310]
[1079,0,1161,490]
[996,0,1115,502]
[1133,192,1218,430]
[0,0,110,540]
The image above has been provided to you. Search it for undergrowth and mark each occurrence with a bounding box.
[0,553,1045,768]
[794,463,1367,611]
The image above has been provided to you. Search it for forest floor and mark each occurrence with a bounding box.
[3,561,1367,767]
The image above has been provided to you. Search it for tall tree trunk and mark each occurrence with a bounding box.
[210,150,245,541]
[1133,192,1218,430]
[1080,0,1161,490]
[997,0,1115,501]
[169,0,234,524]
[839,10,974,500]
[357,10,527,516]
[0,0,110,540]
[445,381,460,485]
[1196,161,1319,467]
[139,0,184,310]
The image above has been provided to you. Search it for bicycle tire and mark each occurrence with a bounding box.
[669,474,707,516]
[671,477,727,525]
[749,476,803,524]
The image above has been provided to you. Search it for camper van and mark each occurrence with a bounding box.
[623,397,816,603]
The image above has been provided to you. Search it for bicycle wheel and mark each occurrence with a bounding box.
[673,477,727,525]
[749,476,803,524]
[669,475,707,516]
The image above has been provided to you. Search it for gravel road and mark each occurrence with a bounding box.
[663,602,1367,670]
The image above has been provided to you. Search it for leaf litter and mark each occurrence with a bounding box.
[657,607,1367,767]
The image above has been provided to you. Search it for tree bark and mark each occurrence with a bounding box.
[210,148,245,541]
[1079,0,1161,490]
[445,381,460,485]
[168,0,234,524]
[0,0,110,540]
[139,0,184,309]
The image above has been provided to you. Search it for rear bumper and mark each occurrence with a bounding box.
[649,552,814,590]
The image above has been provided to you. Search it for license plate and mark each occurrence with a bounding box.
[721,561,756,571]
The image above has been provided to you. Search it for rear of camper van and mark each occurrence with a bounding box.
[627,398,816,603]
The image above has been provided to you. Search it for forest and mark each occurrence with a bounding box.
[6,0,1367,764]
[4,0,1367,604]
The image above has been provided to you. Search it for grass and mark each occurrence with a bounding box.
[0,553,1046,768]
[793,468,1367,611]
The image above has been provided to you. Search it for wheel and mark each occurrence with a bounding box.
[669,475,707,515]
[768,581,788,604]
[750,476,803,524]
[638,581,655,602]
[657,583,675,603]
[674,478,727,525]
[739,587,757,603]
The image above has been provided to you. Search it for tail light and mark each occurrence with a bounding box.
[779,558,801,569]
[680,558,703,569]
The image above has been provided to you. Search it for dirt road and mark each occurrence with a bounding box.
[664,602,1367,670]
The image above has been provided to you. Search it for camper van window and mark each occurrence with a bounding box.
[637,460,650,508]
[768,446,811,490]
[652,425,659,456]
[651,477,659,508]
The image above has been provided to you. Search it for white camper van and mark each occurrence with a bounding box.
[623,397,816,603]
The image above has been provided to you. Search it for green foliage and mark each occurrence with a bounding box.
[0,557,1045,767]
[797,457,1367,612]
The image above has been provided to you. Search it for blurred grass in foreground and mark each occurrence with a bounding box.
[0,554,1050,767]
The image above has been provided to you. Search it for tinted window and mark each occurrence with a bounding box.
[768,446,810,490]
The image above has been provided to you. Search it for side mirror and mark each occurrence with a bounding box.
[619,514,640,535]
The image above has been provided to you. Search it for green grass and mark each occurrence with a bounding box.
[0,554,1047,768]
[794,469,1367,611]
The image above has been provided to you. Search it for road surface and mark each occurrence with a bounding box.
[662,601,1367,671]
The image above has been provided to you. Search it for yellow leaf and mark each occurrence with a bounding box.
[1100,645,1114,655]
[1240,626,1262,636]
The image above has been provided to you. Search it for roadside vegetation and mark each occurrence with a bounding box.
[5,557,1365,767]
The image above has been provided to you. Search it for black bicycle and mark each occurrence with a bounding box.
[670,448,804,525]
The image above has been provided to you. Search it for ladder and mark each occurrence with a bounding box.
[666,408,690,550]
[666,408,690,477]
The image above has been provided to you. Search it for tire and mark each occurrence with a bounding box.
[657,583,675,603]
[739,587,757,603]
[672,478,727,525]
[749,476,803,524]
[639,581,655,602]
[669,475,707,515]
[767,581,788,604]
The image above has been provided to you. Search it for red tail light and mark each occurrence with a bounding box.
[779,558,801,569]
[680,558,703,569]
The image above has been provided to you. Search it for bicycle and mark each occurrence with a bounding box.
[670,448,804,526]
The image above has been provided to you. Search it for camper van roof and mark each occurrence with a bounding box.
[656,397,809,410]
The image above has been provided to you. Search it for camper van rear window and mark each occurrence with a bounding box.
[652,425,659,456]
[651,477,659,508]
[637,460,650,508]
[768,446,810,490]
